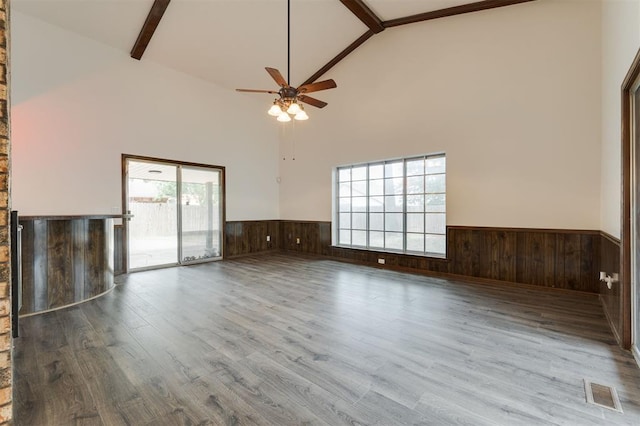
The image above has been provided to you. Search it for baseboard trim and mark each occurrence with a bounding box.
[632,344,640,369]
[600,294,622,346]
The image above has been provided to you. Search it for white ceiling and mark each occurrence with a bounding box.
[12,0,502,92]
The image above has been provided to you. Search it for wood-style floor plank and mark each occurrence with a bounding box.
[14,253,640,425]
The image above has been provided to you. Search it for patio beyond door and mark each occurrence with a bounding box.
[125,156,224,271]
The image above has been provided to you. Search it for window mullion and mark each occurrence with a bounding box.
[336,169,340,243]
[350,166,354,246]
[366,165,370,249]
[403,159,407,253]
[382,161,386,250]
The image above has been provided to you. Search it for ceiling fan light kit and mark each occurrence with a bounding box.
[236,0,337,123]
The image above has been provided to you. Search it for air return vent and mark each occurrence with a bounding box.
[584,380,623,413]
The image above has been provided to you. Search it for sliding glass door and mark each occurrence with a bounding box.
[180,166,222,263]
[124,156,224,271]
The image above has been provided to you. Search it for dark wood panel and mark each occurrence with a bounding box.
[72,219,87,302]
[580,234,598,293]
[268,220,280,252]
[33,220,49,312]
[224,220,280,258]
[599,233,621,344]
[114,224,125,275]
[557,233,580,291]
[224,222,238,258]
[451,228,481,277]
[20,220,35,314]
[20,217,116,315]
[277,222,601,294]
[220,220,602,294]
[86,219,113,298]
[47,220,74,309]
[496,230,517,282]
[515,231,556,288]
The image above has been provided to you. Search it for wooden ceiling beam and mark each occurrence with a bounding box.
[382,0,536,28]
[130,0,171,60]
[339,0,384,33]
[303,0,536,85]
[300,30,375,87]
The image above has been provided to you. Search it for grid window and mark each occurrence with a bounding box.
[335,154,446,256]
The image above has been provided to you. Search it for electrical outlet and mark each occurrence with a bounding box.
[378,258,385,265]
[266,235,271,242]
[296,238,300,244]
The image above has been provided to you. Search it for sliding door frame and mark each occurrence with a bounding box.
[121,154,226,273]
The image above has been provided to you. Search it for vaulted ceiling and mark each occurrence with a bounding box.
[13,0,534,92]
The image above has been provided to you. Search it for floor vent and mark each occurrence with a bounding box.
[584,380,623,413]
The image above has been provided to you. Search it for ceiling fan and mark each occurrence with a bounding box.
[235,0,337,122]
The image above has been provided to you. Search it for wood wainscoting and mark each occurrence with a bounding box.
[273,222,603,294]
[445,226,600,293]
[20,216,116,315]
[600,232,623,344]
[114,224,125,276]
[225,220,281,258]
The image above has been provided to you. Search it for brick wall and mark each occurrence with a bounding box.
[0,0,11,423]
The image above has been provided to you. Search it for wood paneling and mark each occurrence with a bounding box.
[114,224,125,276]
[222,220,604,294]
[275,222,601,294]
[600,232,622,344]
[280,221,332,256]
[20,217,116,315]
[20,220,36,314]
[224,220,280,258]
[47,220,74,308]
[87,219,113,298]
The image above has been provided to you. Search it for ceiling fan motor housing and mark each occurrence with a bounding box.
[280,86,298,100]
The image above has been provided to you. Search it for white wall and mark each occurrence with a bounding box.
[601,0,640,238]
[11,12,280,220]
[279,0,603,229]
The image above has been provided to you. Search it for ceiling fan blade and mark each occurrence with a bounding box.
[298,95,327,109]
[265,67,288,87]
[236,89,279,94]
[297,79,337,94]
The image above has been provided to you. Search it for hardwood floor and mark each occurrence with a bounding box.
[13,254,640,425]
